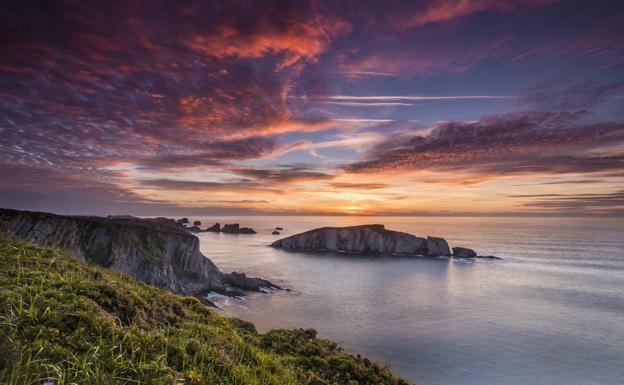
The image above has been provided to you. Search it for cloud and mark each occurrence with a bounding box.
[346,111,624,181]
[304,95,514,108]
[185,8,349,67]
[0,1,346,178]
[518,190,624,212]
[404,0,558,28]
[520,80,624,111]
[329,183,390,189]
[232,166,334,183]
[315,101,418,107]
[332,1,623,76]
[318,95,516,101]
[135,178,282,195]
[2,1,623,216]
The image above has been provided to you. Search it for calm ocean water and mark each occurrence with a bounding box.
[193,216,624,385]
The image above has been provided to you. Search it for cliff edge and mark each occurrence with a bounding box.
[0,208,277,295]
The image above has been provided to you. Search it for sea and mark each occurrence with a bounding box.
[190,216,624,385]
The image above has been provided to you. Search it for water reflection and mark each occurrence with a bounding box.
[196,216,624,385]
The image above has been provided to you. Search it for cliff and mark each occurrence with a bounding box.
[0,208,277,295]
[0,236,411,385]
[271,224,497,259]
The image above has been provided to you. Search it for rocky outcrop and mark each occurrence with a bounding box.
[206,222,221,232]
[271,224,435,255]
[271,224,498,259]
[0,208,276,295]
[221,223,256,234]
[224,272,280,292]
[452,247,477,258]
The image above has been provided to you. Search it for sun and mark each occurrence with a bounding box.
[340,205,369,214]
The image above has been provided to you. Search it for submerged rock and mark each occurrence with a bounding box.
[272,230,280,235]
[475,255,502,260]
[275,227,284,230]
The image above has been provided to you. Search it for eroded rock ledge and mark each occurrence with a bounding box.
[0,208,277,297]
[271,224,500,259]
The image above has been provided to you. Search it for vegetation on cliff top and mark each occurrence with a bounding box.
[0,236,411,385]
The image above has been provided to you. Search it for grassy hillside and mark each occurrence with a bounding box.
[0,236,411,385]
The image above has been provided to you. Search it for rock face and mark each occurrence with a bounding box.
[271,224,498,259]
[271,224,450,256]
[206,222,221,232]
[426,236,450,256]
[452,247,477,258]
[0,208,275,295]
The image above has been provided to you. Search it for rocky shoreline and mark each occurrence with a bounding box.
[0,208,279,299]
[271,224,500,259]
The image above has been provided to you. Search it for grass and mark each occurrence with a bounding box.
[0,236,411,385]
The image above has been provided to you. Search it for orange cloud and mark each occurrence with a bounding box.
[186,14,349,67]
[405,0,558,28]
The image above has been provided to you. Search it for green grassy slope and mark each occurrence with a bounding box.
[0,236,411,385]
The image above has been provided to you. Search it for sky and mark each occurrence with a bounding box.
[1,0,623,217]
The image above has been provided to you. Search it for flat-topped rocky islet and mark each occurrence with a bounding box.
[270,224,500,259]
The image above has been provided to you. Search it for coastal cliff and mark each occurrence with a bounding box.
[0,236,410,385]
[271,224,497,259]
[0,208,276,295]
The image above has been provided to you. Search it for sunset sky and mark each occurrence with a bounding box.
[1,0,623,216]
